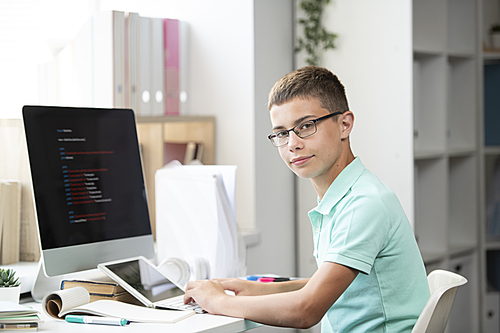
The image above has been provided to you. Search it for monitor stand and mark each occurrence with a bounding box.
[31,257,108,302]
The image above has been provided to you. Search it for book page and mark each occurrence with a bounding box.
[42,286,195,324]
[61,300,195,324]
[42,286,90,319]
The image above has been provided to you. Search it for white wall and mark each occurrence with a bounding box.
[251,0,295,277]
[296,0,414,277]
[144,0,258,232]
[1,0,297,277]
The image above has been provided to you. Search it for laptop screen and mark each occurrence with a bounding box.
[23,106,152,250]
[103,258,184,303]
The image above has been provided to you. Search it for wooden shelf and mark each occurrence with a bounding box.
[136,116,215,238]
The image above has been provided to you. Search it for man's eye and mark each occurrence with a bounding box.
[299,122,314,131]
[275,131,288,139]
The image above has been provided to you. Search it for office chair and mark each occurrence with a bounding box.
[411,269,468,333]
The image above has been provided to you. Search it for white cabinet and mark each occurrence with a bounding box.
[413,0,480,331]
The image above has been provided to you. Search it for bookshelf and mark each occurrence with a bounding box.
[482,40,500,333]
[136,116,215,238]
[481,0,500,331]
[412,0,480,331]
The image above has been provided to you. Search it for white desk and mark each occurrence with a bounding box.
[10,262,262,332]
[23,298,260,333]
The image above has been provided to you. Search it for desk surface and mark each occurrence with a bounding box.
[25,300,260,333]
[11,262,262,332]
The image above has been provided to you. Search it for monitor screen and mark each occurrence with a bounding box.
[23,105,154,277]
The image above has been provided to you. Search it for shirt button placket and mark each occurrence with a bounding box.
[315,215,323,259]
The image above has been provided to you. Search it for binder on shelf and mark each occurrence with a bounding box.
[138,15,152,116]
[486,157,500,239]
[38,11,189,115]
[152,18,165,116]
[93,10,124,108]
[112,11,126,108]
[125,12,139,111]
[179,21,190,115]
[164,18,180,115]
[155,162,244,279]
[484,63,500,146]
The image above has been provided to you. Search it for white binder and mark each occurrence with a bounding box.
[155,162,245,279]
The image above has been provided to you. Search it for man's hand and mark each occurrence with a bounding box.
[216,278,266,296]
[183,279,228,314]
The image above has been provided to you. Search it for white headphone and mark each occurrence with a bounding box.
[158,256,210,286]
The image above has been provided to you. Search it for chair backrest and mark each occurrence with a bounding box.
[411,269,467,333]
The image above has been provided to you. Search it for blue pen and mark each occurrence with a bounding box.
[65,315,129,326]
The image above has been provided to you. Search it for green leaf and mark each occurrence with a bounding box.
[295,0,337,66]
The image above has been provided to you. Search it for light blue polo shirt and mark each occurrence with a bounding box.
[308,157,430,333]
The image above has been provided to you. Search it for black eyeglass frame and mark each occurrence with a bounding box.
[267,111,345,147]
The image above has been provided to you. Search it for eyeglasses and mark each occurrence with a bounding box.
[267,111,345,147]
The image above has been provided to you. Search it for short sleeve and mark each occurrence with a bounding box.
[323,194,391,275]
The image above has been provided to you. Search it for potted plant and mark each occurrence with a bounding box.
[295,0,337,66]
[0,268,21,303]
[490,23,500,50]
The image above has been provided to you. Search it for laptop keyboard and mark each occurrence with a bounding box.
[157,295,206,313]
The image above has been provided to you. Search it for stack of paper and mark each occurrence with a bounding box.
[0,301,40,330]
[155,162,245,279]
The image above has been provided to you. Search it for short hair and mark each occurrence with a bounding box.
[268,66,349,114]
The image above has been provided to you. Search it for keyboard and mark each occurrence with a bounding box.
[156,295,206,313]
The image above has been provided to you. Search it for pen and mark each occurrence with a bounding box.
[65,315,129,326]
[0,323,38,329]
[246,275,290,282]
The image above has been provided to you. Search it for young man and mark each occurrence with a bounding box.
[184,66,430,332]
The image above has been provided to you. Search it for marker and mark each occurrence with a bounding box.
[0,323,38,329]
[246,275,290,282]
[65,315,129,326]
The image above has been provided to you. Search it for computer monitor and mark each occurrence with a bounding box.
[23,105,155,300]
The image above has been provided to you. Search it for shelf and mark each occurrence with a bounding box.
[486,242,500,251]
[484,50,500,62]
[413,55,447,153]
[484,146,500,155]
[447,147,477,157]
[448,51,476,59]
[449,244,477,258]
[413,0,446,54]
[449,156,478,252]
[447,0,476,54]
[415,147,476,160]
[414,149,447,160]
[448,57,477,150]
[414,158,448,254]
[136,115,215,123]
[413,49,446,57]
[421,250,447,265]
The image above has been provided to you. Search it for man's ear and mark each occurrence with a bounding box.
[340,111,354,139]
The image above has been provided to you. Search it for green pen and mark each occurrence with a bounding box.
[65,315,129,326]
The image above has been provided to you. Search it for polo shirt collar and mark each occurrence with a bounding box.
[314,156,365,215]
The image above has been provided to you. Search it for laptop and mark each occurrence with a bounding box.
[98,256,205,313]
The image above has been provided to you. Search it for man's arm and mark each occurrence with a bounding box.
[217,277,309,296]
[184,262,358,329]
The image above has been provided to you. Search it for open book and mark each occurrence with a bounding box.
[42,287,195,324]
